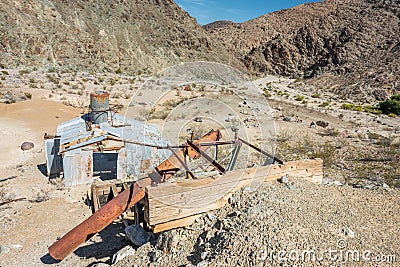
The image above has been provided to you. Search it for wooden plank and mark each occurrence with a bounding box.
[91,184,101,212]
[146,159,323,226]
[152,214,202,233]
[111,184,119,197]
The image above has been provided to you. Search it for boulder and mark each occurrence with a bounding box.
[156,230,179,253]
[125,224,150,246]
[21,142,34,151]
[316,121,329,128]
[112,245,135,264]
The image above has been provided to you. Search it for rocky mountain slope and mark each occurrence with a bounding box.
[1,0,400,100]
[206,0,400,100]
[0,0,241,74]
[202,20,234,31]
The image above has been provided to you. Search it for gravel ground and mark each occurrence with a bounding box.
[113,179,399,266]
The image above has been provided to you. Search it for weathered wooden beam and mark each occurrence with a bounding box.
[152,214,202,233]
[146,159,323,227]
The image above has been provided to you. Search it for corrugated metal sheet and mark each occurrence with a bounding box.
[46,112,172,186]
[45,138,63,176]
[63,149,93,186]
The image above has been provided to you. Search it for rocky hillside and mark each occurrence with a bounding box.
[0,0,241,74]
[202,20,235,31]
[206,0,400,100]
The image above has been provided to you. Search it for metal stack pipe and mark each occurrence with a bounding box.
[90,91,109,124]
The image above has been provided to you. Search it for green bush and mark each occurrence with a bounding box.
[341,103,362,111]
[379,95,400,115]
[24,92,32,99]
[311,93,320,98]
[341,103,354,110]
[295,95,305,101]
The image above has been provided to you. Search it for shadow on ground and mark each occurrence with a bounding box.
[40,222,129,265]
[37,163,47,177]
[74,221,129,262]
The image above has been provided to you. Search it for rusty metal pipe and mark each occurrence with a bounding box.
[48,129,221,260]
[48,181,146,260]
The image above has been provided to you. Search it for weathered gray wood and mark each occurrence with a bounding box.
[146,159,323,227]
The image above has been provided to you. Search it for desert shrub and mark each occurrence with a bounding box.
[311,93,320,98]
[19,69,30,75]
[379,95,400,115]
[324,128,340,137]
[320,101,330,107]
[47,74,59,84]
[1,70,9,75]
[149,108,168,120]
[364,106,381,114]
[341,103,355,110]
[263,91,272,98]
[24,92,32,99]
[341,103,362,111]
[32,189,50,202]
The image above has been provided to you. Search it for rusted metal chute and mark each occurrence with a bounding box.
[48,129,222,261]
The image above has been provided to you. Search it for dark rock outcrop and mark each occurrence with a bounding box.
[207,0,400,99]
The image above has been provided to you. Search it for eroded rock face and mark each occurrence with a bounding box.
[207,0,400,100]
[0,0,241,74]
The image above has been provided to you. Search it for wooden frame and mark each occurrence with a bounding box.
[145,158,323,232]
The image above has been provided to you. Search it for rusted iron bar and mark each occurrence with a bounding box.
[238,138,284,164]
[49,181,147,260]
[167,145,196,179]
[186,140,226,174]
[48,129,222,261]
[120,139,233,149]
[226,140,242,172]
[198,141,235,147]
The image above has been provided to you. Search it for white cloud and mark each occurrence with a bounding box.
[221,8,241,15]
[181,0,205,6]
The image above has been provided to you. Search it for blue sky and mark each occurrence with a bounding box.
[175,0,319,25]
